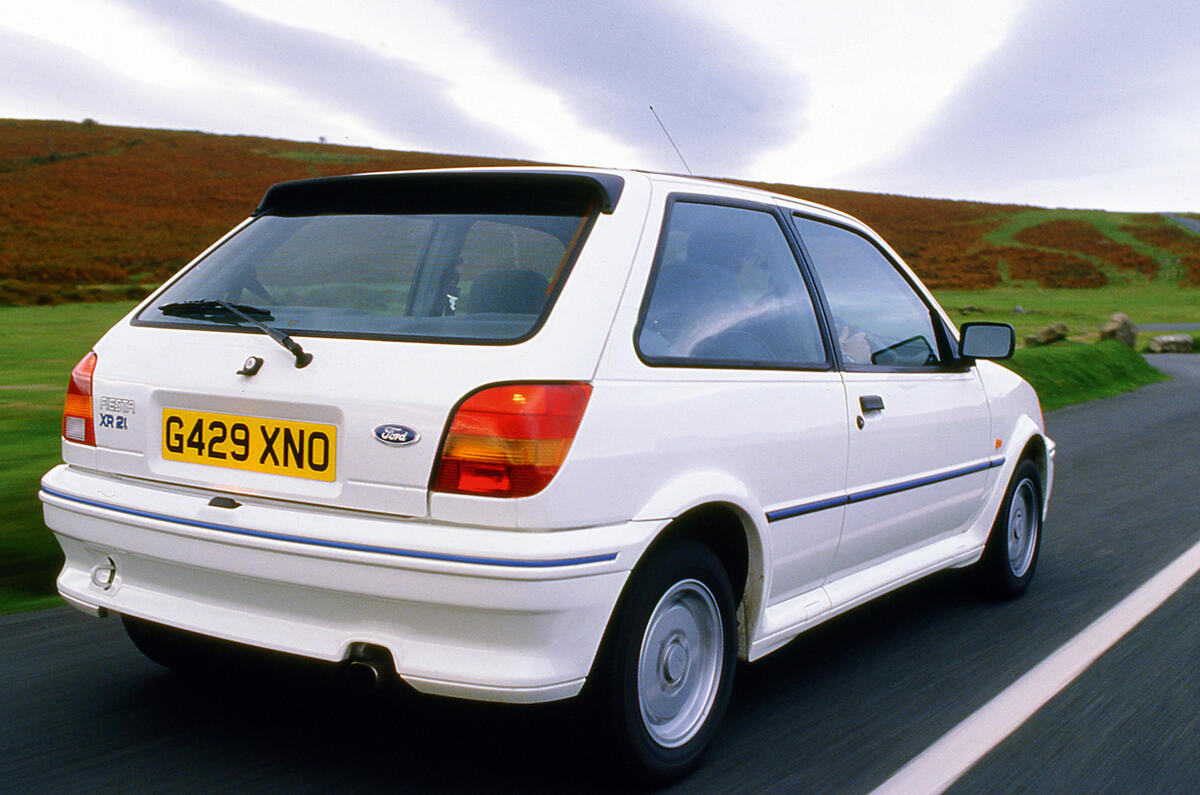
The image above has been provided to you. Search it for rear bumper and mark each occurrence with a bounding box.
[40,464,658,703]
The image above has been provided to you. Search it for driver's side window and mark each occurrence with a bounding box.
[792,216,942,368]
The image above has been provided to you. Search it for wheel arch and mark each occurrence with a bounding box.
[618,501,765,662]
[1015,432,1052,519]
[1020,433,1046,473]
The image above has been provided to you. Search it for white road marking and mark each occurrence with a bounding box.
[871,534,1200,795]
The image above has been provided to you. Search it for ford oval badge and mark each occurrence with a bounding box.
[373,424,420,447]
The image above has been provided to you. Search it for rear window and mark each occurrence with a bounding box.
[136,201,594,343]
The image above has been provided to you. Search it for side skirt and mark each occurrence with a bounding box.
[748,534,984,661]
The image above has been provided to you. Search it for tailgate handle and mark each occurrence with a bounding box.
[859,395,885,413]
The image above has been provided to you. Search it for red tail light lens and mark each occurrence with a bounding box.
[433,383,592,498]
[63,352,97,446]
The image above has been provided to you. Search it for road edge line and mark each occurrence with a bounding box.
[870,534,1200,795]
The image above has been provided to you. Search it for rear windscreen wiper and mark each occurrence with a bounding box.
[159,299,274,322]
[158,299,313,368]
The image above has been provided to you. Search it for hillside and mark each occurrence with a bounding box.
[3,118,1199,306]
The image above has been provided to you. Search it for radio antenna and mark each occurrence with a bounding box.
[649,105,692,176]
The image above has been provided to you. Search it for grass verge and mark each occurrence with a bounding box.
[0,301,136,613]
[1003,340,1169,411]
[936,283,1200,341]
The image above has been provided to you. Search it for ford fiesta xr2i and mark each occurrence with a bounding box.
[41,168,1054,782]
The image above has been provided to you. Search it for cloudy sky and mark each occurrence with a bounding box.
[4,0,1197,211]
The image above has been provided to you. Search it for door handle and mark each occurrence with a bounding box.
[859,395,885,413]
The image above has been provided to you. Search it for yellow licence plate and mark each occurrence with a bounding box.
[162,408,337,482]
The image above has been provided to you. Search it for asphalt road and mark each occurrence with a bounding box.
[1168,214,1200,237]
[3,356,1198,793]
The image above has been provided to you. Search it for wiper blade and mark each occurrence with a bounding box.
[216,300,313,369]
[157,299,313,369]
[159,299,275,321]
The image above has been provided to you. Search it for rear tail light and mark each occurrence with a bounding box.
[63,352,98,446]
[433,383,592,498]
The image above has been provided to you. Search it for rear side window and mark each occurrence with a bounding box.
[792,216,942,368]
[637,201,826,368]
[137,210,590,343]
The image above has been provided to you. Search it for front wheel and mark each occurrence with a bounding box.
[594,540,737,782]
[979,458,1043,599]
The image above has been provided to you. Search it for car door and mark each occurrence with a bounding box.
[791,215,994,582]
[629,198,849,608]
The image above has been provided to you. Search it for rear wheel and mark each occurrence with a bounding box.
[594,540,737,782]
[979,458,1043,598]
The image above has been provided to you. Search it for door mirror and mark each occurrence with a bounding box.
[959,322,1015,360]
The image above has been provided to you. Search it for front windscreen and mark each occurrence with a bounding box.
[135,211,591,343]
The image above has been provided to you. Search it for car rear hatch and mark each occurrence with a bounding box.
[74,171,631,521]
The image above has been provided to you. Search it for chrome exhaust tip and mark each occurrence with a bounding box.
[342,643,394,692]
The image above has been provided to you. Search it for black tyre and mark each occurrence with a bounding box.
[594,539,737,783]
[979,458,1043,599]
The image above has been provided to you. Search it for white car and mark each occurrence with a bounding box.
[41,168,1053,781]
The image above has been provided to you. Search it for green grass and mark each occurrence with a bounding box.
[939,278,1184,409]
[258,149,371,164]
[986,208,1159,252]
[937,283,1200,341]
[1003,340,1169,411]
[984,208,1174,279]
[0,302,136,611]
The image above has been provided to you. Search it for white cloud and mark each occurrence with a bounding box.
[850,0,1200,210]
[432,0,809,176]
[705,0,1030,187]
[218,0,641,165]
[4,0,217,90]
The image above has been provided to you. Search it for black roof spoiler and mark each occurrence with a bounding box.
[254,170,625,217]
